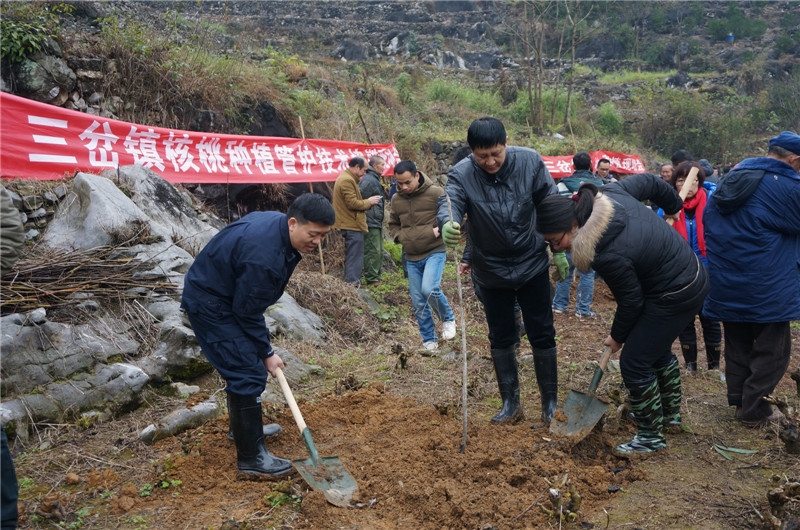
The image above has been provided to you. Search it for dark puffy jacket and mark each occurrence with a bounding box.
[436,146,558,289]
[571,174,699,343]
[181,211,301,358]
[704,157,800,323]
[359,167,386,229]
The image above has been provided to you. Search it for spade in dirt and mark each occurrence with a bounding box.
[550,346,612,443]
[275,367,359,507]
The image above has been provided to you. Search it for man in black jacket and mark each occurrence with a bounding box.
[438,117,569,425]
[359,155,387,285]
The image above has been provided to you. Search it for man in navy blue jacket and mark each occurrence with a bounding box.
[182,193,334,479]
[704,131,800,427]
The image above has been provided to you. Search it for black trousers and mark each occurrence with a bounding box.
[619,262,709,386]
[479,268,555,351]
[723,321,792,421]
[1,430,17,529]
[678,311,722,346]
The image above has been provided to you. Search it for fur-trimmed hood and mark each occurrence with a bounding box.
[571,193,614,272]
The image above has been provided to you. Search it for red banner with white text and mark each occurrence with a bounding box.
[543,151,646,178]
[0,92,400,183]
[1,93,646,182]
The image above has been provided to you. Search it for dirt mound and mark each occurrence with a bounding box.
[132,386,641,528]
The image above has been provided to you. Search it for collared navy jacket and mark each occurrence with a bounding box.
[181,211,301,358]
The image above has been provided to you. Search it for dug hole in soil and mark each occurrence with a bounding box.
[12,259,800,529]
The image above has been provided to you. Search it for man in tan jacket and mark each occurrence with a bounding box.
[332,157,380,285]
[389,160,456,351]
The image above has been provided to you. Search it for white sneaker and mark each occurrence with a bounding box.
[423,341,438,352]
[442,320,456,340]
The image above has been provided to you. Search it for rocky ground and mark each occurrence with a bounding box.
[9,261,800,529]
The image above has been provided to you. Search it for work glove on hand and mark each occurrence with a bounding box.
[442,221,461,248]
[552,251,569,282]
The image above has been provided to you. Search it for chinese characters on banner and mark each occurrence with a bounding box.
[0,92,400,183]
[542,151,646,178]
[1,93,645,182]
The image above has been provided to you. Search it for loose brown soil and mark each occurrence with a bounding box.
[11,270,800,529]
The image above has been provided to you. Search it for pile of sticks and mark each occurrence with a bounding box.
[1,246,176,316]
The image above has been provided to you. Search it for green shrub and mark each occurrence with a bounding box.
[595,102,624,136]
[383,239,403,265]
[775,34,795,55]
[768,69,800,130]
[396,72,412,105]
[632,83,759,163]
[0,2,70,64]
[425,80,502,115]
[708,4,767,40]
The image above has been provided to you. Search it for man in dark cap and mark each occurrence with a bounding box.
[703,131,800,427]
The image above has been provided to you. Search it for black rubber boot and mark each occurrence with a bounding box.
[681,343,698,371]
[490,346,524,424]
[533,346,559,423]
[228,392,292,479]
[654,356,682,434]
[705,342,722,370]
[227,394,283,441]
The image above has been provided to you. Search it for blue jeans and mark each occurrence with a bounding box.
[406,252,454,342]
[552,251,595,314]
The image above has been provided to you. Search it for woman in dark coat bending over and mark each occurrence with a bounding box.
[536,174,709,457]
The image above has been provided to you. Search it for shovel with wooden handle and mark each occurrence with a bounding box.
[550,346,613,443]
[274,367,358,507]
[666,166,699,226]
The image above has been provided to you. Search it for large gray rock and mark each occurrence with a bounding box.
[1,314,138,395]
[138,397,222,444]
[102,165,218,255]
[41,172,156,250]
[0,362,149,439]
[133,324,211,383]
[265,292,326,342]
[16,55,76,103]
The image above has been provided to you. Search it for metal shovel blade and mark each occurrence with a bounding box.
[550,388,610,442]
[293,455,359,507]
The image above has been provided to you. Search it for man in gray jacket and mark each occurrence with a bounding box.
[438,117,569,425]
[359,155,386,285]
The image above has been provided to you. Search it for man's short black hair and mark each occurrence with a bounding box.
[573,151,592,171]
[287,193,335,226]
[393,160,417,175]
[598,158,611,166]
[671,149,693,167]
[348,157,366,169]
[467,117,507,150]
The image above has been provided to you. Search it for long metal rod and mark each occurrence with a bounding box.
[445,194,469,453]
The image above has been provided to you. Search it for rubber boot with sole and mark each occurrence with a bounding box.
[654,356,682,434]
[681,343,698,372]
[226,394,283,441]
[533,347,558,424]
[705,342,722,371]
[613,379,667,459]
[490,346,524,424]
[228,392,292,479]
